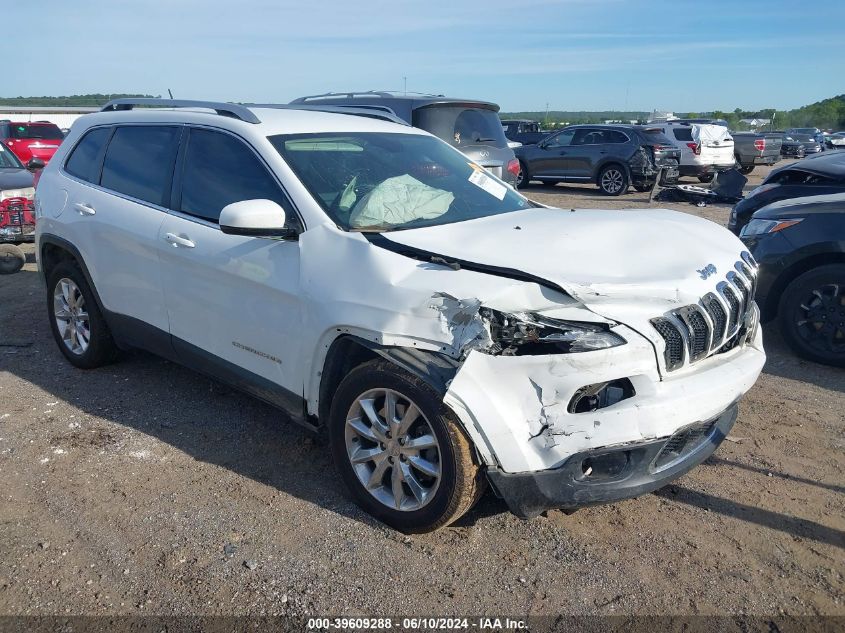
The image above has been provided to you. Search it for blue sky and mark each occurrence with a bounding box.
[11,0,845,112]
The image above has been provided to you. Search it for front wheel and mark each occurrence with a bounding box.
[329,359,485,532]
[778,264,845,367]
[598,164,628,196]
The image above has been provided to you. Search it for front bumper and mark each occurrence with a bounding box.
[444,324,765,474]
[488,403,737,517]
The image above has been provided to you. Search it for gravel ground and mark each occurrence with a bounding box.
[1,164,843,620]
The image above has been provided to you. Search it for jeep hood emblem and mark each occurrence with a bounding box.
[697,264,717,280]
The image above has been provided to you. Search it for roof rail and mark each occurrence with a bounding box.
[290,91,395,103]
[245,103,409,126]
[100,98,261,124]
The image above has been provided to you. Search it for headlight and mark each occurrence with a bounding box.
[482,309,626,355]
[740,217,802,237]
[0,187,35,201]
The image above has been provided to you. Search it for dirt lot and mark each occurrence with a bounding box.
[1,165,843,622]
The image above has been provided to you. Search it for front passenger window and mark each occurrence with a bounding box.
[546,130,575,148]
[180,129,290,224]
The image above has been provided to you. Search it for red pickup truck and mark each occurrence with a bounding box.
[0,121,64,165]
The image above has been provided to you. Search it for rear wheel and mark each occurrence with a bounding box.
[0,244,25,275]
[739,165,755,175]
[329,359,485,532]
[698,173,715,183]
[515,161,530,189]
[778,264,845,367]
[598,164,628,196]
[46,261,119,369]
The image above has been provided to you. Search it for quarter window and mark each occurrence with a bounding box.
[179,129,288,223]
[65,127,111,184]
[101,126,180,206]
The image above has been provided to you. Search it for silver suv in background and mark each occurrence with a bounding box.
[290,92,520,185]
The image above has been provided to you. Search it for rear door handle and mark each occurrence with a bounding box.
[164,233,196,248]
[73,203,96,216]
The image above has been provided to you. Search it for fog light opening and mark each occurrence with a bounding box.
[579,451,630,481]
[568,378,635,413]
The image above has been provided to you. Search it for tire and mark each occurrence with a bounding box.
[0,244,25,275]
[698,173,715,183]
[515,161,530,189]
[598,164,628,196]
[46,260,119,369]
[633,183,653,193]
[329,359,486,533]
[739,165,755,175]
[778,264,845,368]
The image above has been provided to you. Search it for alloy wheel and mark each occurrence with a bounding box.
[795,283,845,354]
[601,168,624,194]
[344,388,442,511]
[53,278,90,355]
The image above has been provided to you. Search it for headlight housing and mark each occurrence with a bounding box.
[482,309,626,355]
[740,217,802,237]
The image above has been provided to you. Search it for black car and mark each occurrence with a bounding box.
[776,131,806,158]
[500,119,552,146]
[289,91,519,185]
[729,151,845,235]
[740,192,845,367]
[514,124,680,195]
[784,128,824,154]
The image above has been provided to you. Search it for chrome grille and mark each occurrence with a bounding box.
[651,253,758,372]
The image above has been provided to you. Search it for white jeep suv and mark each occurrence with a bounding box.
[35,99,765,532]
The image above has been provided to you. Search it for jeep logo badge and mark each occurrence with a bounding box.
[697,264,717,280]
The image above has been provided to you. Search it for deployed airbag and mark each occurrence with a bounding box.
[349,174,454,228]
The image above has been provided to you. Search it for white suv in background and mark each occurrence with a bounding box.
[35,99,765,532]
[650,122,735,182]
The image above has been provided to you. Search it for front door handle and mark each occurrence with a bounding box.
[164,233,196,248]
[73,203,96,216]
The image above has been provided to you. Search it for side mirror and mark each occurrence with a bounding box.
[27,157,46,171]
[219,199,293,238]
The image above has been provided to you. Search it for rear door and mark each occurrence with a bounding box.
[568,128,606,178]
[158,127,304,405]
[63,124,178,337]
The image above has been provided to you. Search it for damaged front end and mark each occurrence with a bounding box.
[431,292,626,358]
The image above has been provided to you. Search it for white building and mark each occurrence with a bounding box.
[0,106,100,130]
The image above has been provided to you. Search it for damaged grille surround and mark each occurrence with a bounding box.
[650,253,759,372]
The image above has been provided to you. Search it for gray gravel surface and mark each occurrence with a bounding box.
[1,164,843,618]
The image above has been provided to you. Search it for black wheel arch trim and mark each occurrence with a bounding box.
[38,234,109,317]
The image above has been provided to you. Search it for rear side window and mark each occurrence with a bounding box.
[10,123,64,140]
[672,128,693,142]
[101,126,180,206]
[604,130,629,144]
[65,128,111,183]
[179,128,287,223]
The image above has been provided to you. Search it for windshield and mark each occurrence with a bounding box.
[413,106,509,149]
[10,123,64,140]
[0,144,24,168]
[269,132,531,232]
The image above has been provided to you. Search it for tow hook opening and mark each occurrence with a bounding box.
[568,378,635,413]
[578,451,631,482]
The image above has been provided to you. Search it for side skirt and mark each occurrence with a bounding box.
[105,311,312,430]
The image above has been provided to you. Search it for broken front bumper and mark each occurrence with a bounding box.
[442,322,764,517]
[487,403,736,517]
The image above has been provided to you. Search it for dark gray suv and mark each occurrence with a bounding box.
[514,124,681,195]
[290,92,519,185]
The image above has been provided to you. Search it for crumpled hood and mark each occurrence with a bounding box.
[383,206,750,326]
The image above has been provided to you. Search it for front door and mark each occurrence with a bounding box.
[157,127,304,409]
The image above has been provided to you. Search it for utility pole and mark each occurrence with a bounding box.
[403,76,407,95]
